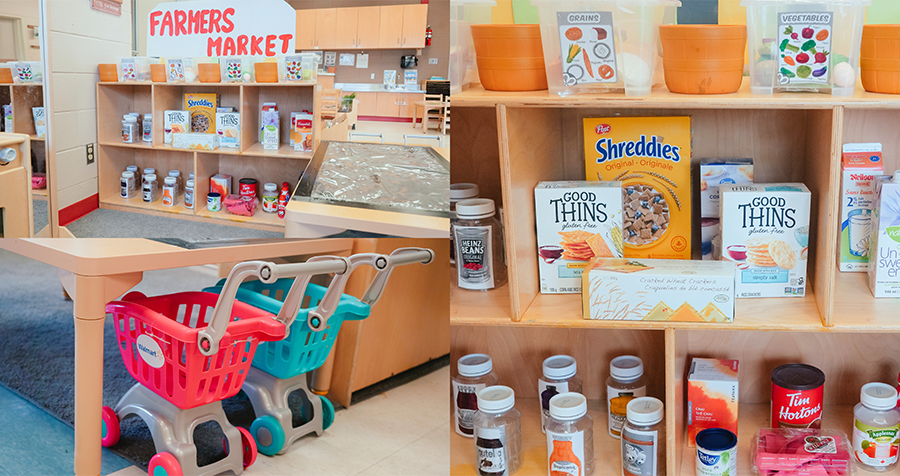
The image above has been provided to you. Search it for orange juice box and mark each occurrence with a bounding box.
[687,358,739,447]
[583,117,692,259]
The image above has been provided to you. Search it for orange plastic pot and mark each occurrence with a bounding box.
[98,63,119,82]
[475,57,548,91]
[150,63,166,82]
[861,25,900,94]
[0,69,12,84]
[471,24,546,91]
[660,25,746,94]
[198,63,221,83]
[254,63,278,83]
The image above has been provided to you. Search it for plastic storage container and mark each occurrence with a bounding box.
[7,61,43,83]
[115,57,157,82]
[752,428,855,476]
[450,0,497,95]
[453,353,500,437]
[531,0,681,97]
[538,355,583,433]
[741,0,871,96]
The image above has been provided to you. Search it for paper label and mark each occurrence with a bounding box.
[546,430,584,476]
[777,12,833,86]
[475,426,508,476]
[121,58,136,81]
[455,225,495,290]
[622,426,658,476]
[453,381,485,437]
[853,419,899,468]
[608,385,646,437]
[557,11,617,87]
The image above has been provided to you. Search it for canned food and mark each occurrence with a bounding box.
[239,178,258,200]
[771,364,825,429]
[695,428,737,476]
[207,192,222,212]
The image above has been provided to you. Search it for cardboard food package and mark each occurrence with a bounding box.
[210,174,232,198]
[216,111,240,149]
[868,172,900,297]
[687,358,739,447]
[184,93,219,134]
[840,143,883,272]
[164,110,189,144]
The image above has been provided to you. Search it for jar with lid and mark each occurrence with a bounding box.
[454,198,507,291]
[450,183,480,264]
[126,165,140,185]
[142,113,152,142]
[184,179,194,209]
[607,355,647,438]
[120,171,136,199]
[168,170,182,194]
[262,182,279,213]
[453,353,499,437]
[622,397,665,476]
[539,355,582,433]
[122,115,138,143]
[162,176,177,207]
[853,382,900,472]
[546,392,594,476]
[142,174,158,203]
[143,168,156,181]
[474,386,521,476]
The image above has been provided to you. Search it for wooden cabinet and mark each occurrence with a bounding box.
[315,8,337,49]
[335,8,359,49]
[295,5,427,50]
[375,92,401,117]
[356,6,382,49]
[379,5,404,49]
[398,93,425,118]
[355,92,378,116]
[296,9,316,50]
[318,75,334,90]
[401,4,428,49]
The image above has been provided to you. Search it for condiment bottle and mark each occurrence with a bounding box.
[453,198,507,291]
[262,182,278,213]
[607,355,647,438]
[546,392,594,476]
[143,168,156,182]
[120,171,136,199]
[142,174,158,203]
[622,397,665,476]
[853,382,900,472]
[277,182,290,219]
[122,115,137,143]
[453,354,499,438]
[184,179,194,209]
[450,183,480,264]
[142,113,152,142]
[474,386,521,476]
[539,355,582,433]
[162,176,177,207]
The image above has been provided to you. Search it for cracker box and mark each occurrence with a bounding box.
[164,110,189,144]
[840,143,883,272]
[535,181,624,294]
[31,107,45,139]
[720,183,811,298]
[582,258,735,322]
[867,172,900,297]
[172,132,219,151]
[216,112,240,149]
[687,358,739,447]
[583,117,692,260]
[700,158,754,218]
[184,93,219,134]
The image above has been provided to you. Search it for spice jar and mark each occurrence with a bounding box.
[262,182,278,213]
[474,386,521,476]
[539,355,582,433]
[454,198,507,291]
[184,179,194,209]
[162,176,177,207]
[142,174,158,203]
[120,171,136,199]
[771,363,825,429]
[126,165,140,186]
[122,115,138,143]
[450,183,480,264]
[142,113,152,142]
[546,392,594,476]
[853,382,900,472]
[453,354,499,438]
[607,355,647,439]
[622,397,665,476]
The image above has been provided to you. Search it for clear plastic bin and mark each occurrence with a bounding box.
[161,57,215,83]
[451,0,496,95]
[742,0,870,96]
[7,61,43,84]
[531,0,680,97]
[220,56,255,82]
[115,57,158,82]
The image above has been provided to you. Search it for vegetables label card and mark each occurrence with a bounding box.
[557,12,618,86]
[777,12,832,85]
[15,63,33,82]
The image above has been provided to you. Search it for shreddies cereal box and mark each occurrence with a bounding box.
[687,358,739,448]
[535,181,624,294]
[700,158,753,218]
[867,172,900,297]
[184,93,219,134]
[582,258,735,322]
[840,143,883,272]
[583,117,692,260]
[720,183,811,298]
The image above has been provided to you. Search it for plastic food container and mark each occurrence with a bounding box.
[860,24,900,94]
[531,0,681,97]
[741,0,871,96]
[660,25,747,94]
[471,25,548,91]
[7,61,43,83]
[752,428,855,476]
[219,56,255,83]
[114,57,157,82]
[450,0,497,95]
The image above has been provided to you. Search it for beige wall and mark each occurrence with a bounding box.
[0,0,41,62]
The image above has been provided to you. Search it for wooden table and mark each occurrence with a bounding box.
[0,238,353,476]
[411,100,447,131]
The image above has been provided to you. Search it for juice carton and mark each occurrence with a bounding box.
[868,172,900,297]
[260,103,279,150]
[687,358,739,447]
[184,93,219,134]
[216,111,240,149]
[583,117,692,259]
[293,111,313,152]
[840,143,884,272]
[164,110,189,144]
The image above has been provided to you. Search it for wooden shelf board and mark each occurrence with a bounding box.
[29,135,43,142]
[242,142,313,159]
[32,188,47,199]
[99,141,154,150]
[194,207,286,230]
[98,81,318,88]
[829,271,900,331]
[449,266,512,324]
[99,194,284,232]
[100,193,197,218]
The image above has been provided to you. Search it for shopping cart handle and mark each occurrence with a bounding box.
[273,255,351,335]
[360,248,434,306]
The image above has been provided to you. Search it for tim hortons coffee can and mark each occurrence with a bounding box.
[771,363,825,429]
[239,178,258,200]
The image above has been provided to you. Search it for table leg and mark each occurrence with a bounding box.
[412,104,419,129]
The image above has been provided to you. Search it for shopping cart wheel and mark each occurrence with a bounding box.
[148,452,183,476]
[100,406,120,447]
[320,395,335,430]
[250,415,285,456]
[238,427,258,468]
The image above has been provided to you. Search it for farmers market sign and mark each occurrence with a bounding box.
[147,0,295,57]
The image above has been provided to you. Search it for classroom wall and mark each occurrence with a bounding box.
[48,0,132,209]
[0,0,41,62]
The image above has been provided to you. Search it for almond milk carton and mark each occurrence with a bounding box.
[868,171,900,297]
[840,143,883,272]
[687,358,739,447]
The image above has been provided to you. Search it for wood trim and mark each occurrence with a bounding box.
[821,106,844,326]
[38,0,59,237]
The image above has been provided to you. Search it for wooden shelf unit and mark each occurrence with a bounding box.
[1,83,47,199]
[96,81,321,231]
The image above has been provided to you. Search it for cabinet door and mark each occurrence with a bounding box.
[296,10,317,50]
[316,8,337,49]
[356,6,381,49]
[398,94,424,118]
[401,4,428,48]
[335,8,359,49]
[356,92,378,116]
[379,5,404,48]
[375,93,401,117]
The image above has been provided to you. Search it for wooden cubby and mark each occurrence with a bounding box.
[96,81,321,231]
[2,84,47,199]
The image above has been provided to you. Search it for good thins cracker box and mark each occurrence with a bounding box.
[687,358,739,448]
[216,112,240,149]
[840,143,883,272]
[535,181,624,294]
[720,183,811,298]
[583,117,692,260]
[164,110,189,144]
[184,93,219,134]
[582,258,735,322]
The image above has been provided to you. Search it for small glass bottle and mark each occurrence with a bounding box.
[184,179,195,209]
[450,183,480,264]
[454,198,507,291]
[453,354,499,438]
[168,170,182,195]
[607,355,647,438]
[142,173,158,203]
[853,382,900,472]
[142,113,152,142]
[120,171,136,199]
[143,168,156,181]
[162,176,177,207]
[122,115,138,143]
[622,397,665,476]
[539,355,582,433]
[546,392,594,476]
[262,182,279,213]
[126,165,140,186]
[474,386,521,476]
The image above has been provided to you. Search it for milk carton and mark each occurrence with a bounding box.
[720,183,811,298]
[868,172,900,297]
[700,158,753,218]
[840,143,883,272]
[687,358,739,447]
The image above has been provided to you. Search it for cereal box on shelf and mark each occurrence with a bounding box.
[184,93,219,134]
[583,117,692,260]
[216,111,240,149]
[581,258,735,322]
[840,143,883,272]
[867,172,900,297]
[535,181,624,294]
[720,183,811,298]
[687,358,739,447]
[164,110,189,144]
[700,158,753,218]
[172,132,219,151]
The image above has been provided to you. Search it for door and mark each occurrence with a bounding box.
[356,6,381,49]
[316,8,337,49]
[379,5,404,48]
[356,92,378,116]
[375,93,401,117]
[335,8,359,49]
[401,4,428,48]
[295,10,316,50]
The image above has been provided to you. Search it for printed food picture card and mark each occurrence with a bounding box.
[15,62,34,82]
[384,70,397,87]
[557,12,618,87]
[167,59,185,82]
[285,55,303,81]
[224,57,243,82]
[777,12,832,86]
[405,70,418,85]
[120,58,136,81]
